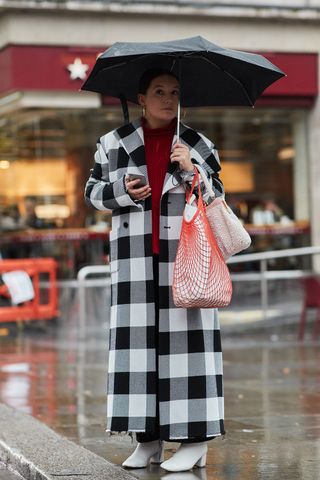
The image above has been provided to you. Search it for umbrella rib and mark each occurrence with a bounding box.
[97,52,183,75]
[97,54,153,75]
[200,56,255,106]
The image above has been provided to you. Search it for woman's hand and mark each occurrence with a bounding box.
[170,142,194,172]
[125,176,151,201]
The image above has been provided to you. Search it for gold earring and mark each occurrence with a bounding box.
[182,109,187,120]
[142,106,146,117]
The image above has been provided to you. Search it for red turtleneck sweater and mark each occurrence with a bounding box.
[142,116,176,254]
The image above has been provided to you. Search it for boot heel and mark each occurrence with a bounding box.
[195,452,207,467]
[150,442,164,464]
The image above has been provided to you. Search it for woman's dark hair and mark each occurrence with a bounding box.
[138,68,179,94]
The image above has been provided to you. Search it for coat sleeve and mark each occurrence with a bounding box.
[178,136,224,199]
[84,136,140,211]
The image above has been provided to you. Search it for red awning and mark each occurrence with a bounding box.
[0,45,318,107]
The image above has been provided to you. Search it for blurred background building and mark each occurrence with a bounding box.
[0,0,319,277]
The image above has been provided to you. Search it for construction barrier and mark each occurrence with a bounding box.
[0,258,59,323]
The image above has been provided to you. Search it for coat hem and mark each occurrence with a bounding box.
[105,429,136,444]
[168,433,223,440]
[105,429,225,444]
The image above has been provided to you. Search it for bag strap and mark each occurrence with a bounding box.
[193,164,216,199]
[187,168,205,208]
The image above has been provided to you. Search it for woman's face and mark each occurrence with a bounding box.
[138,74,180,125]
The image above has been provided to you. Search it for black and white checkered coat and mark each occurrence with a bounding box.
[84,117,225,441]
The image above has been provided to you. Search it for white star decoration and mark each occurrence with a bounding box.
[67,58,89,80]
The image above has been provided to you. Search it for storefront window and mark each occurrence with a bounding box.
[191,108,300,219]
[0,108,123,230]
[0,105,310,276]
[0,107,126,276]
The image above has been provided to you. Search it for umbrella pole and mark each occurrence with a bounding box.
[177,100,180,141]
[177,56,182,142]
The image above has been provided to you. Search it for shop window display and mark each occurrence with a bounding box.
[0,106,309,277]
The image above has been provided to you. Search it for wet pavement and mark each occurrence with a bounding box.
[0,463,22,480]
[0,285,319,479]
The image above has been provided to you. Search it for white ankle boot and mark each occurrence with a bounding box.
[160,442,208,472]
[122,439,164,468]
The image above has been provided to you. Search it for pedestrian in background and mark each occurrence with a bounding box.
[84,68,225,472]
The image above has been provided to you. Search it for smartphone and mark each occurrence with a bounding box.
[128,174,147,188]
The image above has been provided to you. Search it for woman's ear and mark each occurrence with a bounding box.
[137,93,145,107]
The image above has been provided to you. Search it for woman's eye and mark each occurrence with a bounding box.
[155,89,164,95]
[172,90,179,96]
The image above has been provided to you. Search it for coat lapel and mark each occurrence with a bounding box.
[117,118,208,197]
[117,118,149,185]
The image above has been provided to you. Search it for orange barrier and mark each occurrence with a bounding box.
[0,258,59,323]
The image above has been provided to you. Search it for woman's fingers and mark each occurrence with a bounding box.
[172,141,185,149]
[171,149,185,158]
[171,144,188,159]
[126,180,151,200]
[170,142,193,171]
[133,191,151,200]
[128,185,150,195]
[139,192,151,200]
[170,150,187,163]
[125,179,143,189]
[172,142,187,153]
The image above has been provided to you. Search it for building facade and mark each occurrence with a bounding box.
[0,0,319,275]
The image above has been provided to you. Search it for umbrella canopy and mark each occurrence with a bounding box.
[81,35,286,109]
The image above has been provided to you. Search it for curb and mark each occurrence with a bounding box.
[0,403,136,480]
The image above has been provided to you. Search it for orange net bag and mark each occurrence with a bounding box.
[172,168,232,308]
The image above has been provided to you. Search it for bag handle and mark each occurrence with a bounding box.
[186,164,216,206]
[193,164,216,199]
[187,168,204,207]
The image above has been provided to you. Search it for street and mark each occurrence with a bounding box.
[0,286,319,479]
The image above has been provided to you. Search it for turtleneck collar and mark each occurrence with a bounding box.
[141,116,177,136]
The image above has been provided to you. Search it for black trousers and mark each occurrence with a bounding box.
[136,254,210,444]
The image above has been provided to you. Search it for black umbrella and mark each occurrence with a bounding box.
[81,35,286,132]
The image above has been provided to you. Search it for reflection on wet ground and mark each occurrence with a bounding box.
[0,286,319,479]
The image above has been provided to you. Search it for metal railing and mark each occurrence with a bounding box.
[76,246,320,339]
[227,246,320,320]
[77,265,111,340]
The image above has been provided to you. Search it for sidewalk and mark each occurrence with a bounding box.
[0,285,319,479]
[0,462,22,480]
[0,403,135,480]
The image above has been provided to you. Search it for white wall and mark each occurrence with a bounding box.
[1,11,320,52]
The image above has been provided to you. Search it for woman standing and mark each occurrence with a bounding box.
[84,68,225,472]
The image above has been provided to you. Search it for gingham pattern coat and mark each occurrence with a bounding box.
[84,117,226,441]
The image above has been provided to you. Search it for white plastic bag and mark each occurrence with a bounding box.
[2,270,35,305]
